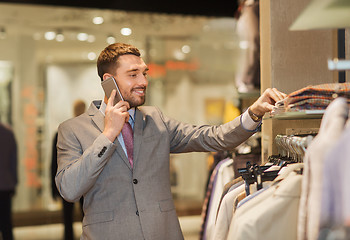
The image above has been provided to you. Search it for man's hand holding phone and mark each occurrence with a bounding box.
[103,89,130,142]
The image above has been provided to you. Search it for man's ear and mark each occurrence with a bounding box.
[102,73,112,81]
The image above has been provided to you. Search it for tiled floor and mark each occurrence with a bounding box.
[13,215,201,240]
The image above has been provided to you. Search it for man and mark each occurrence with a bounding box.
[55,43,286,240]
[0,122,17,240]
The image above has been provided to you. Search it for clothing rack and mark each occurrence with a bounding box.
[236,133,313,196]
[238,162,279,195]
[275,134,314,162]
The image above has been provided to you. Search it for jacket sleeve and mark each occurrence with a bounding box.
[55,121,117,202]
[155,107,254,153]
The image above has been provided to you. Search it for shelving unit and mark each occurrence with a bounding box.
[259,0,339,162]
[266,110,325,120]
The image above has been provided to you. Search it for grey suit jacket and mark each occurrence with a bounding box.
[55,101,253,240]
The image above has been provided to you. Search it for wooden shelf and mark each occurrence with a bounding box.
[265,110,325,120]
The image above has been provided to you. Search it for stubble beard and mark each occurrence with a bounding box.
[124,90,146,108]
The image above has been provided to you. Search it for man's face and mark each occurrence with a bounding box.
[114,54,149,108]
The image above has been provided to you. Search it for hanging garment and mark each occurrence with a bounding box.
[319,118,350,231]
[200,158,234,240]
[227,164,304,240]
[204,158,235,240]
[216,176,244,218]
[212,183,245,240]
[213,180,271,240]
[297,97,349,240]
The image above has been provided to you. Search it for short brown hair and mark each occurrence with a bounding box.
[97,43,141,80]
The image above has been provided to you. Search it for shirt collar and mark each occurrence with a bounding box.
[99,101,135,123]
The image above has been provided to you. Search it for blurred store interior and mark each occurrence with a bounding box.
[0,0,251,238]
[1,0,348,239]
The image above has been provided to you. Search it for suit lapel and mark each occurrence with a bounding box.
[89,101,104,133]
[133,108,144,169]
[89,101,132,171]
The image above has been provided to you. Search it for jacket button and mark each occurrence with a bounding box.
[136,210,139,216]
[133,179,138,184]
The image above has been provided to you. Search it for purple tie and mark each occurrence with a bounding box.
[121,122,134,168]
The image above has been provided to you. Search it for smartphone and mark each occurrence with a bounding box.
[101,76,124,106]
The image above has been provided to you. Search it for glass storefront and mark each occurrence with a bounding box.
[0,2,246,220]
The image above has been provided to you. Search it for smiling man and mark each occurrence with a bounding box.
[55,43,286,240]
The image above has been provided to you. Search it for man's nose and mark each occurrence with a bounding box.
[139,75,148,87]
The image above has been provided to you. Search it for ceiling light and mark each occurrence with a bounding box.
[181,45,191,54]
[120,27,132,36]
[87,52,97,61]
[44,31,56,40]
[77,33,88,41]
[173,49,185,61]
[92,16,104,25]
[56,33,64,42]
[106,35,116,44]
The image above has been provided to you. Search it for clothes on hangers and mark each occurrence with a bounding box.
[226,163,304,240]
[200,158,235,240]
[200,97,350,240]
[319,110,350,233]
[201,94,350,240]
[216,176,244,217]
[212,179,272,240]
[298,97,349,240]
[232,153,261,179]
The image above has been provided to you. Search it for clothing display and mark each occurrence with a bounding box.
[228,168,303,240]
[200,153,279,240]
[271,83,350,114]
[203,158,235,240]
[199,97,350,240]
[213,183,245,240]
[213,179,272,240]
[319,108,350,234]
[232,153,261,178]
[298,97,349,240]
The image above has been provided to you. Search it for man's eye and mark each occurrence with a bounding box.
[130,74,137,77]
[143,72,148,77]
